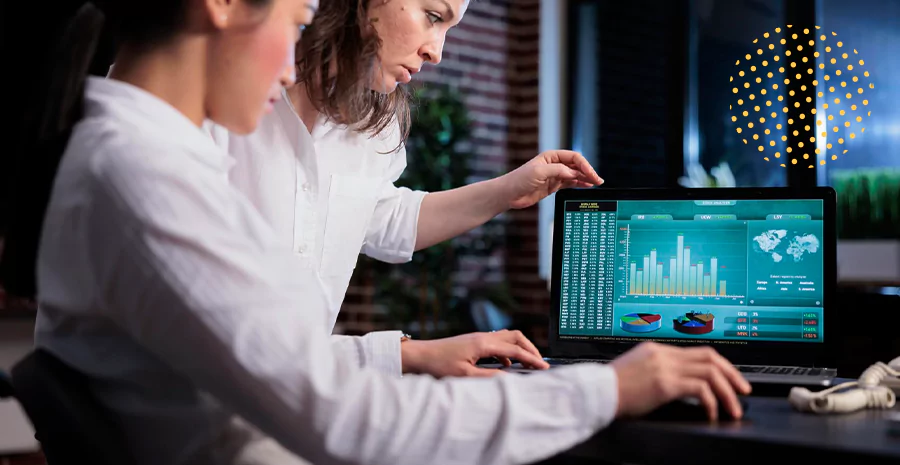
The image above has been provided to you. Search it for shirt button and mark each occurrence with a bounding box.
[297,244,309,254]
[301,183,311,192]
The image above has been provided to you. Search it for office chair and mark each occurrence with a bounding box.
[10,349,135,465]
[0,370,13,398]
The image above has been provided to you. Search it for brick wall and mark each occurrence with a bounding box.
[336,0,550,346]
[504,0,548,346]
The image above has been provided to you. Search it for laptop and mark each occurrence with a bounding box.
[523,187,838,387]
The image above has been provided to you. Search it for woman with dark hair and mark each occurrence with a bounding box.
[5,0,750,463]
[219,0,607,379]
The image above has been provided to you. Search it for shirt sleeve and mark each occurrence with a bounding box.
[330,332,402,378]
[361,125,428,264]
[87,148,618,465]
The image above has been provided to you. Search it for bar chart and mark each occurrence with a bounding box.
[626,241,728,296]
[616,222,747,302]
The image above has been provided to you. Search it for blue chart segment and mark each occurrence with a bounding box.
[616,221,748,305]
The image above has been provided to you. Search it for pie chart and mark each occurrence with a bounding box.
[620,313,662,333]
[673,312,715,335]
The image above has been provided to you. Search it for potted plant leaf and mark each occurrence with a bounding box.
[364,85,515,338]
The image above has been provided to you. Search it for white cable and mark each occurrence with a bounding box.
[790,384,895,413]
[859,361,900,388]
[788,357,900,414]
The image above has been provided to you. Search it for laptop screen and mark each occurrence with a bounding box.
[556,198,825,347]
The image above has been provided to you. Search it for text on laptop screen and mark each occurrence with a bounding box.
[558,199,824,344]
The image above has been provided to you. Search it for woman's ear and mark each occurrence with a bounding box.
[204,0,236,30]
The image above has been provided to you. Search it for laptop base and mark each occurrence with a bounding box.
[481,359,837,388]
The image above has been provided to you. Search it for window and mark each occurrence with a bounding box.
[692,0,788,187]
[816,0,900,184]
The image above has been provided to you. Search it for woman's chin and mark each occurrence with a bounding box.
[370,78,400,94]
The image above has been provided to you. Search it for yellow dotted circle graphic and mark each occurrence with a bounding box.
[729,25,875,168]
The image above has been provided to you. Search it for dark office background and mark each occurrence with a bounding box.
[565,0,899,188]
[1,0,117,238]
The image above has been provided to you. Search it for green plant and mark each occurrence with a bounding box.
[367,85,513,338]
[831,168,900,239]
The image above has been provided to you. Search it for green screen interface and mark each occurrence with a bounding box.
[557,199,824,345]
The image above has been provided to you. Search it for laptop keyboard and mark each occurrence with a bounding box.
[736,365,823,376]
[547,359,824,376]
[545,359,610,365]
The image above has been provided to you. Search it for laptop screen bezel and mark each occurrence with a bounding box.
[548,187,838,368]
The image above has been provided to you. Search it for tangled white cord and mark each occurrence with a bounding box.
[788,356,900,414]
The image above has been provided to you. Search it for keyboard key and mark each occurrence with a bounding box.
[545,359,608,365]
[736,365,827,376]
[737,366,764,373]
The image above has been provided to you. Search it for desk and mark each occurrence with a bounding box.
[555,396,900,464]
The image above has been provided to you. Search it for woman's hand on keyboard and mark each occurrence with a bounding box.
[401,329,550,378]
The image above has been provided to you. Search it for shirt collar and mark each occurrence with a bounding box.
[84,77,235,173]
[278,87,340,141]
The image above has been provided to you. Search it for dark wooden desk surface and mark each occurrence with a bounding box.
[558,396,900,465]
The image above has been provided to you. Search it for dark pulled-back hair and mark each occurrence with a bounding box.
[0,0,272,298]
[102,0,271,49]
[0,2,106,299]
[295,0,411,146]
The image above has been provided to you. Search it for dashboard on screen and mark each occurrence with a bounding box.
[556,199,824,346]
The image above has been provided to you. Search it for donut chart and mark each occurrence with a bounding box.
[620,313,662,333]
[673,312,715,335]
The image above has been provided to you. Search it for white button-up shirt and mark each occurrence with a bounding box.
[34,77,617,465]
[206,90,421,377]
[212,89,425,330]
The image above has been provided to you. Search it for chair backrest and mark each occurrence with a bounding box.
[0,370,13,398]
[10,349,134,465]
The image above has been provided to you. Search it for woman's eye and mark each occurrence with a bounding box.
[426,12,442,24]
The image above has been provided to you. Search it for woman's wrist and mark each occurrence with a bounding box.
[400,338,428,374]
